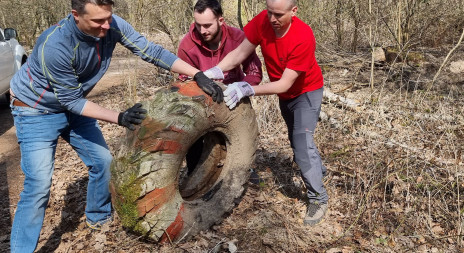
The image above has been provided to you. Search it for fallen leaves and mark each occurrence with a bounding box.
[94,233,107,251]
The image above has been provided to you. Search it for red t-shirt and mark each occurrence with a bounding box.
[244,10,323,100]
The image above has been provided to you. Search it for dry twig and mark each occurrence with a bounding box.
[431,28,464,87]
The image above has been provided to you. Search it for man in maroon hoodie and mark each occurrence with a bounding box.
[178,0,262,171]
[177,0,262,86]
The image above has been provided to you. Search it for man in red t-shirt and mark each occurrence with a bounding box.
[177,0,262,86]
[203,0,328,226]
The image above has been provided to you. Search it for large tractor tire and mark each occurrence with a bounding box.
[110,80,258,243]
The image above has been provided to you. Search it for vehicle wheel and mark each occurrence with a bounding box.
[110,80,258,243]
[0,91,10,105]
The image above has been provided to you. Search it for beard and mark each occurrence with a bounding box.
[202,21,221,42]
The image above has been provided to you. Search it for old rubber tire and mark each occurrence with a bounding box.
[110,80,258,243]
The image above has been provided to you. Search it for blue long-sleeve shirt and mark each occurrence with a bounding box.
[11,14,178,115]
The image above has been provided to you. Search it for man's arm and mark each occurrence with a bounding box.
[81,101,120,123]
[217,38,258,72]
[223,68,302,109]
[81,101,147,130]
[170,58,201,77]
[253,68,302,95]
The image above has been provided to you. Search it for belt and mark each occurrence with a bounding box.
[11,97,30,107]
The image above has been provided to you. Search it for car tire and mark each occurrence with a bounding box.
[110,80,258,243]
[0,91,10,105]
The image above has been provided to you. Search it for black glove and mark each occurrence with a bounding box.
[193,72,224,103]
[118,103,147,131]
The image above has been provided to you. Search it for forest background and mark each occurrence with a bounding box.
[1,0,464,252]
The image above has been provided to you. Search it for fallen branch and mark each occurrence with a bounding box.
[431,28,464,87]
[323,88,362,111]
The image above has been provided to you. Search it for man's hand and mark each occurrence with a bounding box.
[118,103,147,131]
[223,81,255,109]
[203,66,224,80]
[194,72,224,103]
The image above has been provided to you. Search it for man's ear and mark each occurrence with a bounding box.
[218,16,225,25]
[291,6,298,16]
[71,9,80,22]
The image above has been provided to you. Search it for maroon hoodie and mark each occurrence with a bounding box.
[177,23,262,86]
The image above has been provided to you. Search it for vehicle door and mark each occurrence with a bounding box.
[0,28,15,91]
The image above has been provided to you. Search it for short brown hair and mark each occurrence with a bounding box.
[71,0,114,14]
[194,0,223,17]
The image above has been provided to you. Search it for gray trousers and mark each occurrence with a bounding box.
[279,87,328,203]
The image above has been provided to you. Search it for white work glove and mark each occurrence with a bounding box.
[223,81,255,109]
[203,66,224,80]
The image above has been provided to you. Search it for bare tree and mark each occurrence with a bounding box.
[0,0,461,51]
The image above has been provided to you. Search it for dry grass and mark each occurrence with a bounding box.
[228,45,464,251]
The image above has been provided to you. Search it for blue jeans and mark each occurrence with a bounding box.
[9,101,112,253]
[279,88,328,204]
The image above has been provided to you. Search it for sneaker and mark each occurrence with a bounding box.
[304,202,328,226]
[86,216,113,231]
[249,169,263,185]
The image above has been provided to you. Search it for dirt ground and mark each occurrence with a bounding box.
[1,45,463,252]
[0,101,21,243]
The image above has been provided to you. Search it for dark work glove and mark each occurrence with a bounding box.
[118,103,147,131]
[193,72,224,103]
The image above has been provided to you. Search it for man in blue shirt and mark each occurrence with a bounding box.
[8,1,222,252]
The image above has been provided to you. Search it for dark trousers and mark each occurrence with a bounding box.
[279,88,328,203]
